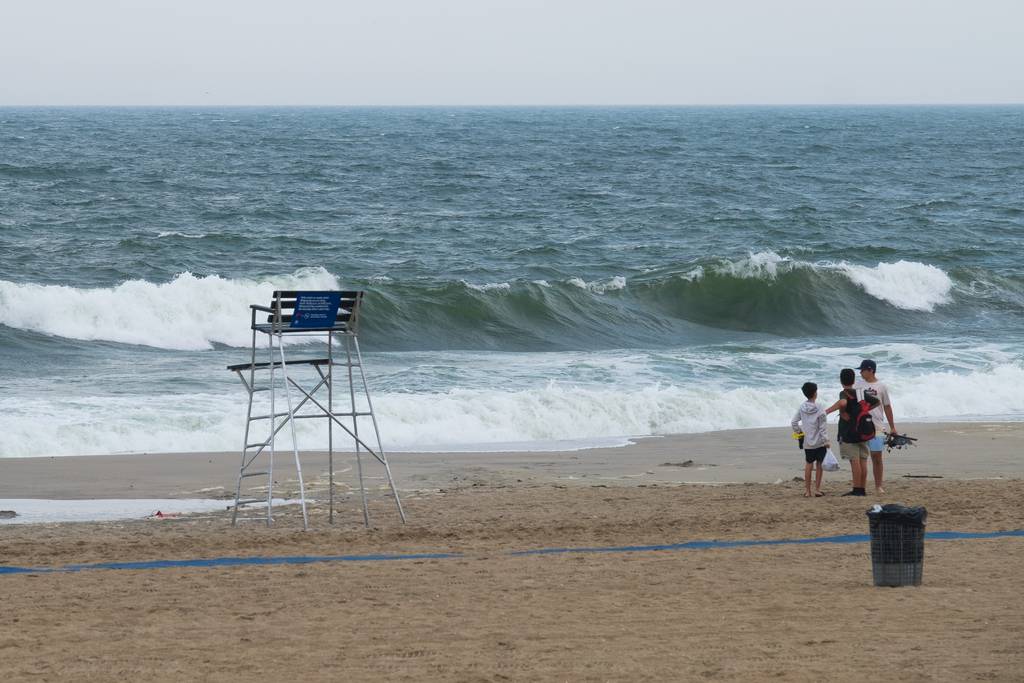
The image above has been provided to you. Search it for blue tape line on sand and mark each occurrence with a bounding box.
[0,552,462,575]
[509,529,1024,556]
[1,529,1022,576]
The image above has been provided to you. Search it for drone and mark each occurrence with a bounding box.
[885,432,918,452]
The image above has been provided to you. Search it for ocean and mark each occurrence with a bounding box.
[1,106,1022,458]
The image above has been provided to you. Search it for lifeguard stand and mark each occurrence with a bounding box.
[226,290,405,530]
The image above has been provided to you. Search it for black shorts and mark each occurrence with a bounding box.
[804,446,827,464]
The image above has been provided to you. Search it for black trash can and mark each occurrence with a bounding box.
[866,504,927,587]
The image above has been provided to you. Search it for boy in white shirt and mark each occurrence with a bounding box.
[855,359,895,494]
[791,382,830,498]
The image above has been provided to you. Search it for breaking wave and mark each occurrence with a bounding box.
[680,252,954,311]
[0,255,1019,351]
[0,268,339,350]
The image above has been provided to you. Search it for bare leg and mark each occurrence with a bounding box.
[856,459,869,489]
[814,462,824,493]
[804,462,813,496]
[870,450,884,493]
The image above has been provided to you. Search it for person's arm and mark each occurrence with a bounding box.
[791,410,802,434]
[825,398,845,414]
[880,385,894,433]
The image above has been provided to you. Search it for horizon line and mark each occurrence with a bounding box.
[2,102,1024,109]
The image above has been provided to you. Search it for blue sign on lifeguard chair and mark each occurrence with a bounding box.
[290,291,342,329]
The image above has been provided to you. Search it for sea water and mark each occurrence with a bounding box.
[1,106,1022,457]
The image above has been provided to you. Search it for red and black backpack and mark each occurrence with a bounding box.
[841,389,876,443]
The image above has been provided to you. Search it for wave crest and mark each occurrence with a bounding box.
[692,251,954,311]
[838,260,953,311]
[0,257,1004,351]
[0,268,338,350]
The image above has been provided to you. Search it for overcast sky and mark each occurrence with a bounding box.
[2,0,1022,105]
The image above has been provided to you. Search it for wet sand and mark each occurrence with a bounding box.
[2,422,1021,500]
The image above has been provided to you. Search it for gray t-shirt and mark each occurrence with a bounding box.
[855,380,892,432]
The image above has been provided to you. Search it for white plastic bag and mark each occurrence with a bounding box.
[822,448,840,472]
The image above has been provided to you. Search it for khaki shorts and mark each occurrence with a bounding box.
[840,441,870,461]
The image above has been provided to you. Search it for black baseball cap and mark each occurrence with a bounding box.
[857,359,877,372]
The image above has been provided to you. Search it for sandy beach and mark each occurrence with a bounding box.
[2,421,1023,681]
[3,421,1021,500]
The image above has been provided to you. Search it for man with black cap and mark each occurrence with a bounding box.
[855,359,895,494]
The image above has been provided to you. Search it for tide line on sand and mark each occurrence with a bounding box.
[2,529,1022,576]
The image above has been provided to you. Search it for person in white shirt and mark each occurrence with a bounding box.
[791,381,831,498]
[855,359,895,494]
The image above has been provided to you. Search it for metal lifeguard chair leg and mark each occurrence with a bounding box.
[276,333,309,530]
[231,321,276,527]
[343,333,370,527]
[232,325,258,527]
[327,327,335,525]
[266,331,277,524]
[231,327,311,529]
[352,334,406,524]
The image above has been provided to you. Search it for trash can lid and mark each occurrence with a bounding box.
[866,503,927,525]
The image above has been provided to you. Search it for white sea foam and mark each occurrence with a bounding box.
[0,268,340,350]
[2,360,1020,458]
[464,281,512,292]
[680,266,705,281]
[378,363,1024,448]
[156,231,206,239]
[712,250,794,279]
[837,260,953,311]
[567,276,627,293]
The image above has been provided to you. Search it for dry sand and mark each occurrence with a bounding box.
[2,422,1023,681]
